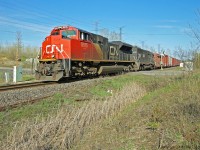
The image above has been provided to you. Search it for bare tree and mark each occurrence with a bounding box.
[99,28,120,41]
[99,28,110,39]
[109,31,120,41]
[191,10,200,43]
[174,46,186,61]
[188,9,200,69]
[188,9,200,48]
[16,31,22,64]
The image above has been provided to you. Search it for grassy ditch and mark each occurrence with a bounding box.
[0,74,151,140]
[0,72,183,149]
[0,93,73,140]
[73,72,200,150]
[90,75,152,97]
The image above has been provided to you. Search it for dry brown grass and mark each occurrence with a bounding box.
[72,73,200,150]
[0,83,145,149]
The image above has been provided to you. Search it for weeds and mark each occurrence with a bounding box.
[138,73,200,149]
[72,72,200,150]
[1,72,198,149]
[90,75,142,97]
[0,82,145,149]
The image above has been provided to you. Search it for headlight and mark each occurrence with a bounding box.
[52,55,55,58]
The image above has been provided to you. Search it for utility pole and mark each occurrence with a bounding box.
[140,40,146,49]
[119,26,125,41]
[161,49,165,71]
[14,31,23,83]
[158,44,160,53]
[161,53,163,70]
[16,31,22,66]
[142,41,145,49]
[95,21,99,34]
[158,44,163,70]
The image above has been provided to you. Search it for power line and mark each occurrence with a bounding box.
[0,1,120,34]
[0,1,96,28]
[0,17,49,33]
[126,33,185,36]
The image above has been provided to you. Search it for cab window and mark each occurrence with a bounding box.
[62,30,76,39]
[110,46,116,55]
[51,31,60,35]
[80,32,90,41]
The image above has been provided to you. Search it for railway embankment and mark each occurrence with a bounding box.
[74,71,200,150]
[0,69,199,149]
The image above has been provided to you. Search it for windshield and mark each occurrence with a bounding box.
[62,30,76,39]
[51,31,60,36]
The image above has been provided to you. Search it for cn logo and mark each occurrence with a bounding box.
[46,44,64,54]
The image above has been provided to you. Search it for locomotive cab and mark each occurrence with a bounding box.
[36,26,78,81]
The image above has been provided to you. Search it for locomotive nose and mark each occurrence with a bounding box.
[42,36,60,59]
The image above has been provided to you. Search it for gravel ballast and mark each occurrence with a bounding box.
[0,78,102,107]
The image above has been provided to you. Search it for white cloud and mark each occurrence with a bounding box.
[153,25,176,29]
[180,27,192,33]
[160,20,179,23]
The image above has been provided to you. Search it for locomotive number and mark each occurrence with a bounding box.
[46,44,64,54]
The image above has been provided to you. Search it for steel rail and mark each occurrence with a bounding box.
[0,81,57,92]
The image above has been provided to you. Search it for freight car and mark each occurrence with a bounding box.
[153,53,161,68]
[153,53,181,69]
[162,54,169,67]
[172,58,181,66]
[35,26,139,81]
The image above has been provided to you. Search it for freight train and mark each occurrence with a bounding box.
[35,25,180,81]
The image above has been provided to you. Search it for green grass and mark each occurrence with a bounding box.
[73,72,200,149]
[0,92,74,141]
[128,74,200,149]
[22,74,35,81]
[89,74,162,98]
[2,74,156,123]
[0,73,35,84]
[0,72,189,148]
[0,93,74,121]
[0,73,161,142]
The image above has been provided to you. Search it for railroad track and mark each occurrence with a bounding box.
[0,75,118,112]
[0,74,128,93]
[0,81,57,92]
